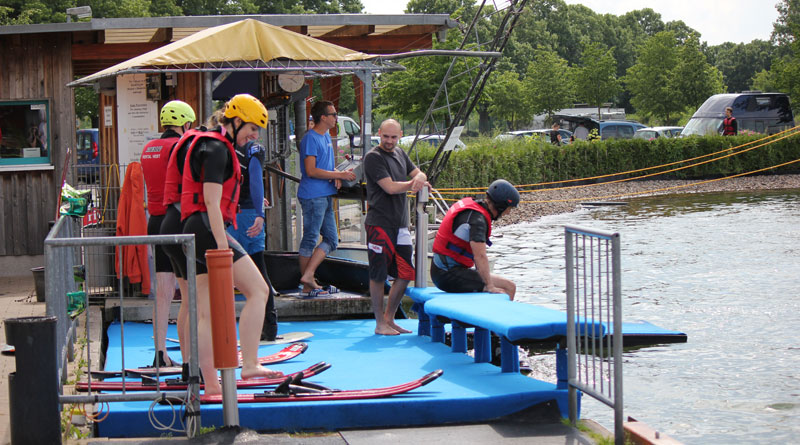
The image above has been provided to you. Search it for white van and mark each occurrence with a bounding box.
[333,115,362,153]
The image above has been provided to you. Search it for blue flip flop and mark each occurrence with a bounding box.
[299,288,330,298]
[323,285,339,294]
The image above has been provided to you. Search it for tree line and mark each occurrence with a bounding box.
[378,0,799,132]
[2,0,797,133]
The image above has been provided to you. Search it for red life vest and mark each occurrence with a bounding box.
[162,130,202,208]
[722,117,737,135]
[432,197,492,268]
[180,130,241,228]
[140,136,179,216]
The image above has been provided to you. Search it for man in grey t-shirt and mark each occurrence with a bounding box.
[363,119,429,335]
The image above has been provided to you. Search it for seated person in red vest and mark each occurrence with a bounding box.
[140,100,195,368]
[431,179,520,300]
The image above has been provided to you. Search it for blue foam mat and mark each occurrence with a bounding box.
[97,319,570,437]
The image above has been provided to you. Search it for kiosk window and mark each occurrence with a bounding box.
[0,100,51,165]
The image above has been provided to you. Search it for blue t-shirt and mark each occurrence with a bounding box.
[298,130,337,199]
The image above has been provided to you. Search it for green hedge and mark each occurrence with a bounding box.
[415,133,800,189]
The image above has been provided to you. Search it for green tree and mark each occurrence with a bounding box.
[405,0,465,14]
[623,31,683,124]
[574,42,619,118]
[706,40,775,93]
[672,34,725,109]
[751,68,780,92]
[485,70,526,129]
[763,0,800,106]
[523,48,573,121]
[74,86,99,128]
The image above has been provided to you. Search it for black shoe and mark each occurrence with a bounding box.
[181,362,205,384]
[153,350,180,368]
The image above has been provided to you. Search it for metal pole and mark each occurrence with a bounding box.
[611,233,624,445]
[221,369,239,425]
[565,229,577,425]
[203,73,213,122]
[357,70,373,245]
[415,186,429,287]
[184,238,201,438]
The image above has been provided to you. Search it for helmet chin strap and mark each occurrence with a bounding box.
[231,120,245,146]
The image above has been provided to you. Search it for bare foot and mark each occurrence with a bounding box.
[203,382,222,396]
[387,320,412,334]
[241,364,284,380]
[299,274,323,290]
[375,324,400,336]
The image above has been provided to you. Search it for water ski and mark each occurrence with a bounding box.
[257,331,314,346]
[165,331,313,347]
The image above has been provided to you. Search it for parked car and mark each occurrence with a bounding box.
[681,92,794,137]
[553,115,646,140]
[334,115,362,153]
[494,129,573,143]
[76,128,100,182]
[634,126,684,140]
[399,134,467,151]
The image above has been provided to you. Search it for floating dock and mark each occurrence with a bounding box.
[95,319,570,437]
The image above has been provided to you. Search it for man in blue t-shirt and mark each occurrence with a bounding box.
[297,100,356,296]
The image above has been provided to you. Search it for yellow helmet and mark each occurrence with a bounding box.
[223,94,268,129]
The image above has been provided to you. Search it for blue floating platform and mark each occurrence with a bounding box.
[96,319,571,437]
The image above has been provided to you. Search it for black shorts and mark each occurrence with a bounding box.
[160,205,187,279]
[366,225,415,282]
[182,212,247,275]
[430,257,485,293]
[147,214,172,273]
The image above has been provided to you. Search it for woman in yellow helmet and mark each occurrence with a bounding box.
[180,94,280,395]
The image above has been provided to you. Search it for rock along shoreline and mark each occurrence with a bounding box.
[495,173,800,226]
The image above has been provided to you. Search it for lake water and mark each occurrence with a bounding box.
[490,189,800,444]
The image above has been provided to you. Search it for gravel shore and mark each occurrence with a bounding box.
[497,173,800,226]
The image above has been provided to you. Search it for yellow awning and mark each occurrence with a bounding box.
[71,18,378,86]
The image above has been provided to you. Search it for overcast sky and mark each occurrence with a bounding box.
[360,0,780,46]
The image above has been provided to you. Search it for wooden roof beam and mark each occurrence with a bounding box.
[283,26,308,35]
[72,42,166,61]
[320,25,375,38]
[322,34,434,54]
[381,25,441,36]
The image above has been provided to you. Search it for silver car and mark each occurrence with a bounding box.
[634,126,684,140]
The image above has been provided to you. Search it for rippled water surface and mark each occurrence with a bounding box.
[490,189,800,444]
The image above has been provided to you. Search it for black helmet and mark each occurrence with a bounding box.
[486,179,520,215]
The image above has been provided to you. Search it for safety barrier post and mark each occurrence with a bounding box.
[415,186,429,287]
[206,249,239,426]
[565,224,623,445]
[6,316,61,444]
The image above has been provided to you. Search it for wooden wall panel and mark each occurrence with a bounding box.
[0,33,71,257]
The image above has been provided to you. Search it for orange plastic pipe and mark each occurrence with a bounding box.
[205,248,238,369]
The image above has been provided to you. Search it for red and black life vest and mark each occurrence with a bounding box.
[140,135,180,216]
[162,130,200,208]
[432,197,492,268]
[179,130,241,227]
[722,117,737,135]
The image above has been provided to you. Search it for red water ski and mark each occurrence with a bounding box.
[91,343,308,378]
[198,369,443,404]
[77,362,329,392]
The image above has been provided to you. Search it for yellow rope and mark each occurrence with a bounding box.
[519,156,800,204]
[100,164,121,224]
[431,156,800,203]
[434,125,800,193]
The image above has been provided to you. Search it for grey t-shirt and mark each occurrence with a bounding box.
[364,146,417,228]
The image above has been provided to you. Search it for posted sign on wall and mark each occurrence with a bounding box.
[116,74,159,166]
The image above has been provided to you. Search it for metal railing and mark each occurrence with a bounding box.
[564,224,623,444]
[44,215,202,437]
